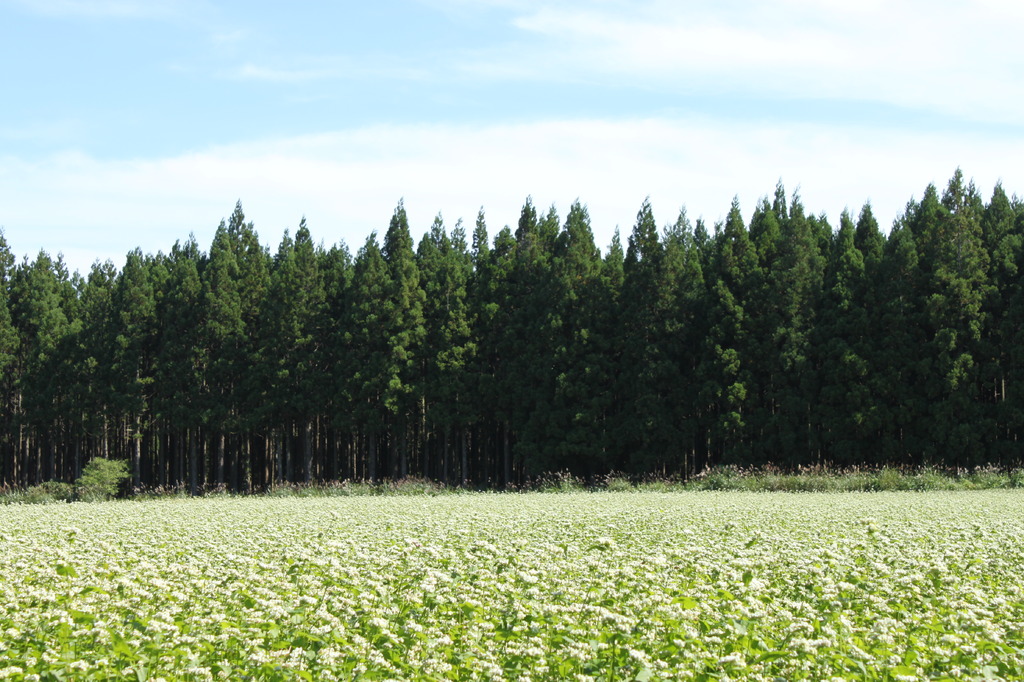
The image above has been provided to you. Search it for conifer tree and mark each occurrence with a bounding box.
[619,198,674,472]
[815,211,874,464]
[261,219,324,482]
[381,201,426,478]
[319,240,353,480]
[926,171,990,465]
[703,199,759,463]
[346,234,391,481]
[0,233,19,484]
[546,201,605,474]
[111,248,158,487]
[875,218,928,465]
[981,185,1024,457]
[201,218,243,486]
[661,208,706,475]
[153,238,205,492]
[9,251,72,484]
[417,215,474,482]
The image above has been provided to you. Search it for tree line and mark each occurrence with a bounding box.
[1,170,1022,492]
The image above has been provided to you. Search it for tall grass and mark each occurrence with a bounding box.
[681,464,1024,492]
[4,465,1024,504]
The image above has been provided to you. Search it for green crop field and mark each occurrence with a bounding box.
[2,492,1023,681]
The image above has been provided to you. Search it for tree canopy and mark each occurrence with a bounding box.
[2,172,1022,490]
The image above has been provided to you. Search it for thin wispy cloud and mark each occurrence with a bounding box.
[2,0,1022,274]
[460,0,1024,126]
[233,59,430,84]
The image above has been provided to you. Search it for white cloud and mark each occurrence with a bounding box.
[235,63,342,83]
[459,0,1024,126]
[0,117,1019,273]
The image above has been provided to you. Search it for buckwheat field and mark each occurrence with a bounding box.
[2,492,1023,680]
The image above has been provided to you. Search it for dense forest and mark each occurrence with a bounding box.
[1,170,1022,492]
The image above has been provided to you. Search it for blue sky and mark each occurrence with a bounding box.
[2,0,1023,273]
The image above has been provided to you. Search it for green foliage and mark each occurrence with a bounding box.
[76,457,130,501]
[4,172,1024,493]
[684,465,1024,492]
[533,470,586,493]
[3,492,1024,679]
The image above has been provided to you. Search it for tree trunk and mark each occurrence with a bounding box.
[304,420,313,483]
[132,414,142,490]
[503,423,511,489]
[188,429,198,496]
[460,428,468,488]
[216,433,225,487]
[368,430,377,483]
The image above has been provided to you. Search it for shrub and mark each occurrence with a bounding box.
[603,475,635,492]
[388,477,445,496]
[76,458,130,501]
[534,471,585,493]
[24,480,76,504]
[873,467,908,491]
[963,466,1009,490]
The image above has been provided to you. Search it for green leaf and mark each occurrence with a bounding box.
[55,563,77,577]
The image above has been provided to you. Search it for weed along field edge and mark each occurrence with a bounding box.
[2,491,1023,680]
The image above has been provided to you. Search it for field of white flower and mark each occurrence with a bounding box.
[1,491,1023,681]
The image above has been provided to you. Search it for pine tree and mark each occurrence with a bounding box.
[261,219,324,482]
[0,233,20,485]
[417,215,474,482]
[978,184,1021,459]
[111,248,158,487]
[546,200,605,474]
[770,193,825,463]
[72,261,119,467]
[200,217,243,487]
[381,201,426,479]
[320,240,354,480]
[815,211,874,464]
[153,238,205,493]
[703,198,759,464]
[926,171,990,465]
[618,198,675,472]
[346,234,391,482]
[875,218,928,465]
[854,204,885,273]
[661,208,706,476]
[9,251,72,484]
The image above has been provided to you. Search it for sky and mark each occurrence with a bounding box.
[2,0,1023,274]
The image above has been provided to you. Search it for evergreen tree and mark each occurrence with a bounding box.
[381,201,426,479]
[545,201,606,474]
[703,199,759,463]
[417,215,475,483]
[153,238,205,493]
[619,198,676,472]
[9,251,72,484]
[200,216,243,487]
[346,234,391,481]
[875,218,929,465]
[320,240,354,480]
[979,184,1021,459]
[815,211,874,464]
[0,233,20,484]
[111,248,158,487]
[925,171,990,465]
[261,219,325,482]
